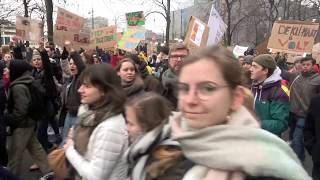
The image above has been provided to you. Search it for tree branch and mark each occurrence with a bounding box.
[145,10,166,19]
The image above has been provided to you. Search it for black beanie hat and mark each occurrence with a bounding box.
[9,60,33,82]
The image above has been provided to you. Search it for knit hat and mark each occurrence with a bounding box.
[32,49,41,60]
[9,60,33,82]
[253,54,276,70]
[243,55,254,65]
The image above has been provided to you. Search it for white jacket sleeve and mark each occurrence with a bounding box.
[66,123,127,180]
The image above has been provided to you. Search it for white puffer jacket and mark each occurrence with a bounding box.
[66,113,128,180]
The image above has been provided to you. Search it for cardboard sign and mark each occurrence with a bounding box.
[268,20,319,54]
[312,43,320,64]
[207,4,227,46]
[56,7,84,31]
[118,27,146,52]
[54,30,90,50]
[233,45,248,58]
[184,16,209,52]
[16,16,43,43]
[90,26,117,50]
[125,11,145,26]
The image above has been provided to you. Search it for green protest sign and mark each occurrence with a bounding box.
[125,11,145,26]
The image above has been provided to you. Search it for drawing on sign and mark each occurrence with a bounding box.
[190,20,205,46]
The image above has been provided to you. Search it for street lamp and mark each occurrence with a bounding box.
[88,8,94,29]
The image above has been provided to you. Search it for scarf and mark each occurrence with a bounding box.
[171,106,311,180]
[121,77,144,98]
[125,124,180,180]
[73,105,115,156]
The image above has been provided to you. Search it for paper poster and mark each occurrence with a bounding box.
[190,20,205,46]
[207,4,227,46]
[56,7,84,31]
[184,16,209,53]
[233,45,248,58]
[90,26,117,50]
[267,20,319,54]
[54,30,90,50]
[125,11,145,26]
[118,27,146,52]
[16,16,43,43]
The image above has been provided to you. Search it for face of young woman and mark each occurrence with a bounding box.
[3,54,12,65]
[69,59,79,76]
[178,59,235,129]
[78,82,104,105]
[125,106,143,143]
[32,58,43,70]
[117,62,136,82]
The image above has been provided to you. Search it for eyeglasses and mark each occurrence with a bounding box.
[177,82,229,101]
[170,55,187,62]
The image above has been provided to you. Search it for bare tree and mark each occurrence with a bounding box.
[145,0,171,46]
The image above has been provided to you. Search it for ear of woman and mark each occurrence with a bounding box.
[230,86,245,111]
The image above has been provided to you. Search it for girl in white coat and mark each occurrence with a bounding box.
[63,64,128,180]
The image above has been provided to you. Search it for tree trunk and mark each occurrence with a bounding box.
[23,0,29,17]
[44,0,54,44]
[165,0,170,47]
[225,0,232,46]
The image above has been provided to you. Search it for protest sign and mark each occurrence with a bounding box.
[16,16,43,43]
[184,16,209,52]
[56,7,84,31]
[118,27,146,52]
[125,11,145,26]
[233,45,248,58]
[90,26,117,50]
[267,20,319,54]
[54,30,90,50]
[312,43,320,64]
[207,4,227,46]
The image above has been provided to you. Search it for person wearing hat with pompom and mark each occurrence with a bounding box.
[250,54,289,137]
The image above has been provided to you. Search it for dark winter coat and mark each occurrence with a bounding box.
[64,52,85,116]
[304,94,320,164]
[6,73,36,128]
[161,68,178,109]
[281,70,320,117]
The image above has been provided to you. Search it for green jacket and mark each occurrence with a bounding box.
[252,68,289,136]
[7,73,36,128]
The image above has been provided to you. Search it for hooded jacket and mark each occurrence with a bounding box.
[6,73,36,128]
[281,70,320,117]
[251,67,289,136]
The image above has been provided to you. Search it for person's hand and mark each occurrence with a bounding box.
[63,138,74,151]
[61,47,69,60]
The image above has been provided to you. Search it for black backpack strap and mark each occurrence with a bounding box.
[267,86,279,102]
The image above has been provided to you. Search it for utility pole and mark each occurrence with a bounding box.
[91,8,94,29]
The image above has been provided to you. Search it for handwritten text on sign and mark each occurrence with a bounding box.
[56,7,84,31]
[268,21,319,54]
[90,26,117,49]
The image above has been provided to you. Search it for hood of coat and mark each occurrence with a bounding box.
[10,72,34,87]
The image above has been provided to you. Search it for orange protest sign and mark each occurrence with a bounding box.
[90,26,117,50]
[184,16,209,53]
[56,7,84,31]
[16,16,44,43]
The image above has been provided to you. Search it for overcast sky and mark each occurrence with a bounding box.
[63,0,194,33]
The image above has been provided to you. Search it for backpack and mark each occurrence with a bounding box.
[27,79,47,121]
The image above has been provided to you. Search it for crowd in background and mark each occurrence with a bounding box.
[0,40,318,180]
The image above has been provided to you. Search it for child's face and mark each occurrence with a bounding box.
[125,106,143,143]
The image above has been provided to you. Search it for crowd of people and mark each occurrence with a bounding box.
[0,40,318,180]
